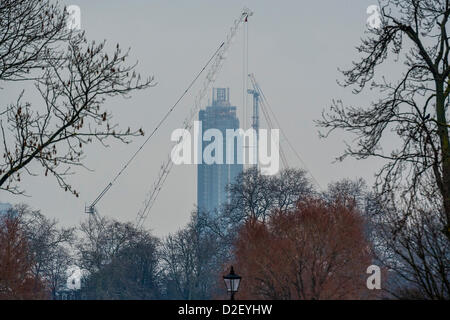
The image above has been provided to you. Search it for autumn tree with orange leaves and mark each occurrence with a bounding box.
[232,198,376,300]
[0,212,48,299]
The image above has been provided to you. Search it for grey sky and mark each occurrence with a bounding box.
[1,0,397,236]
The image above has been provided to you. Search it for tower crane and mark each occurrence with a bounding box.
[247,88,259,168]
[135,7,253,228]
[84,7,254,226]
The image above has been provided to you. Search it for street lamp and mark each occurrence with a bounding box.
[223,266,241,300]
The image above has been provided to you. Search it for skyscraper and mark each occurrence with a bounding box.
[197,88,243,216]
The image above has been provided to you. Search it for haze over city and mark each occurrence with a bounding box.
[1,0,392,236]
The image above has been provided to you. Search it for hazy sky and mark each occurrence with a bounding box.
[1,0,399,236]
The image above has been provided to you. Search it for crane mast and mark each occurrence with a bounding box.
[247,87,259,168]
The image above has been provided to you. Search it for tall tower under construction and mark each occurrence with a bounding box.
[197,88,243,216]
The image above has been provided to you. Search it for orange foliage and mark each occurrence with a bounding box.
[233,198,376,300]
[0,214,48,299]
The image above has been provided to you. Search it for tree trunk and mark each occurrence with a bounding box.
[435,79,450,240]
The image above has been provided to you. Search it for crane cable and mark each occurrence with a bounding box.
[251,75,322,190]
[258,94,289,169]
[248,74,288,169]
[88,41,225,209]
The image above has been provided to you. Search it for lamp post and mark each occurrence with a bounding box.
[223,266,241,300]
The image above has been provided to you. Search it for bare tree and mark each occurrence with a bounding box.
[0,209,48,299]
[225,167,313,223]
[45,246,73,299]
[77,217,142,273]
[161,211,225,299]
[323,178,368,209]
[0,0,70,82]
[19,205,75,299]
[0,0,154,196]
[77,217,161,299]
[318,0,450,239]
[329,176,450,299]
[369,189,450,299]
[322,178,450,299]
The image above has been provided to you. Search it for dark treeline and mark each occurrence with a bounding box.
[1,168,448,300]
